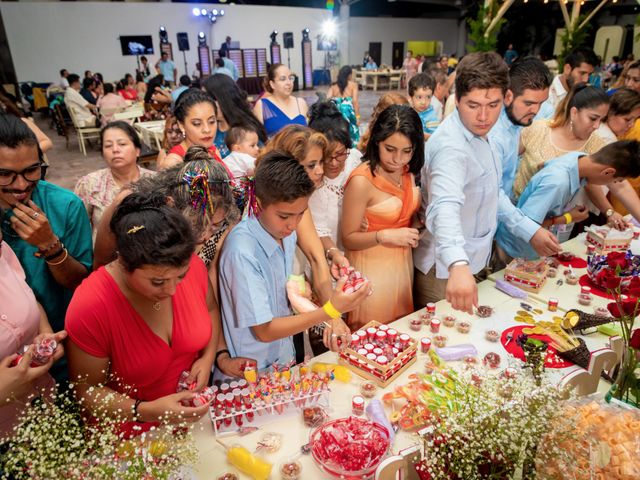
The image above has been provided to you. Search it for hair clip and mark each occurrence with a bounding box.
[127,225,145,234]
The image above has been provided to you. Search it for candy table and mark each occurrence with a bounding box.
[193,240,622,479]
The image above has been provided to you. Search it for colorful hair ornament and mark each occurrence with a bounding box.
[183,166,215,216]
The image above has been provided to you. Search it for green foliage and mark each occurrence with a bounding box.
[559,14,592,69]
[467,1,506,53]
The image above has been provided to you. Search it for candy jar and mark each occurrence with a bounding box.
[476,305,494,318]
[547,267,558,278]
[442,315,456,327]
[360,381,377,399]
[566,273,579,285]
[483,352,501,369]
[433,334,448,348]
[485,329,500,342]
[463,355,478,370]
[456,321,471,334]
[420,337,431,353]
[578,286,592,306]
[593,306,609,317]
[409,318,422,332]
[280,460,302,480]
[430,318,441,333]
[352,395,365,415]
[548,297,559,312]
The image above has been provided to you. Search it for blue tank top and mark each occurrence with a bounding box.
[261,97,307,137]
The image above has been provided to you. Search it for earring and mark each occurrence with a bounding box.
[569,120,574,134]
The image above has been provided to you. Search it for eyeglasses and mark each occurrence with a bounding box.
[0,163,44,186]
[330,149,350,161]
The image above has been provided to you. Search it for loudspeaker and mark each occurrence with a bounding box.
[283,32,294,49]
[177,33,190,52]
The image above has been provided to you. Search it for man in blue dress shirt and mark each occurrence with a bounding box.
[414,52,561,314]
[496,142,640,259]
[489,57,552,202]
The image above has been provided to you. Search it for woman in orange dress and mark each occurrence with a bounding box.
[341,104,424,330]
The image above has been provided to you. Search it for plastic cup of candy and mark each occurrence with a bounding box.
[578,293,592,306]
[558,251,574,262]
[409,318,422,331]
[216,473,239,480]
[485,329,500,342]
[476,305,494,318]
[566,274,579,285]
[420,312,432,325]
[280,460,302,480]
[303,406,328,428]
[463,355,478,369]
[360,381,377,399]
[594,306,609,317]
[547,267,557,278]
[442,315,456,327]
[433,334,448,348]
[309,417,390,479]
[483,352,501,369]
[456,321,471,334]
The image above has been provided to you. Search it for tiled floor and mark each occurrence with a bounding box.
[39,86,404,191]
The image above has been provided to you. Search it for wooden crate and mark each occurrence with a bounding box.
[504,258,548,293]
[586,229,632,254]
[338,320,417,388]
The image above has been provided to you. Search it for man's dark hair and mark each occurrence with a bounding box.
[141,56,148,62]
[564,48,598,70]
[364,104,424,176]
[215,58,225,68]
[173,89,217,123]
[455,52,508,101]
[60,69,67,77]
[161,51,169,57]
[110,192,196,272]
[0,113,38,149]
[307,100,352,150]
[225,125,257,151]
[509,56,552,97]
[103,83,115,95]
[219,49,227,58]
[254,151,315,207]
[591,140,640,179]
[408,72,436,97]
[179,75,191,87]
[84,70,92,78]
[83,77,95,90]
[67,74,80,86]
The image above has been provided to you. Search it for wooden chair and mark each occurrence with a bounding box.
[67,105,101,156]
[52,104,70,150]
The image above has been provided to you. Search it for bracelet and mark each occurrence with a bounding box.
[33,237,61,258]
[325,247,341,261]
[563,212,573,225]
[133,399,144,422]
[44,246,65,261]
[322,300,342,320]
[214,349,230,370]
[45,248,68,266]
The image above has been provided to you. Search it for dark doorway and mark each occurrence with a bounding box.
[0,10,17,85]
[368,42,381,67]
[392,42,404,69]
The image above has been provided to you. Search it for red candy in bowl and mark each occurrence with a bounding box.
[310,417,390,479]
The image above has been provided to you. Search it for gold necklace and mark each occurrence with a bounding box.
[378,168,402,187]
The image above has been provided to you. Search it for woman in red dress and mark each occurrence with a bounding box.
[66,192,220,429]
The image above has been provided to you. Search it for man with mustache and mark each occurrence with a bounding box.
[0,114,92,372]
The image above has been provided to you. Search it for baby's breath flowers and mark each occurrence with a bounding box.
[414,368,584,480]
[0,378,198,480]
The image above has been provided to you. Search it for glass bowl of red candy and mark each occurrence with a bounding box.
[309,416,390,479]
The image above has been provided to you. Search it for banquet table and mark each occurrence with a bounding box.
[358,69,403,91]
[135,120,165,152]
[193,234,622,479]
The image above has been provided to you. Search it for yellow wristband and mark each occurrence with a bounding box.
[563,212,573,224]
[322,301,342,320]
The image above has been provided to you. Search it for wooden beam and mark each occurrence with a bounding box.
[570,0,582,29]
[578,0,610,30]
[484,0,516,38]
[558,0,571,28]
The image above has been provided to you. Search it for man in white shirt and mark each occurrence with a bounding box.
[63,74,98,127]
[542,48,597,115]
[414,52,560,313]
[59,69,69,89]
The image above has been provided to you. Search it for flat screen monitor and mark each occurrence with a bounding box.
[119,35,154,56]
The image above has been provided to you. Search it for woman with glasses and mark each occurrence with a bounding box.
[307,101,361,258]
[341,105,423,330]
[253,63,308,138]
[74,122,154,242]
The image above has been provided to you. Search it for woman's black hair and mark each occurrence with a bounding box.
[173,88,217,123]
[0,112,38,149]
[307,100,352,149]
[135,72,144,83]
[110,191,196,272]
[103,83,115,95]
[100,121,142,150]
[364,104,424,176]
[336,66,352,96]
[202,74,268,143]
[144,74,165,103]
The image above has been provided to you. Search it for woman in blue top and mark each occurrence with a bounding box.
[253,64,308,137]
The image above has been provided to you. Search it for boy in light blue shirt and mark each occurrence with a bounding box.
[408,73,440,140]
[218,151,369,370]
[496,141,640,259]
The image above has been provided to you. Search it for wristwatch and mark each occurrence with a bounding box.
[605,209,615,218]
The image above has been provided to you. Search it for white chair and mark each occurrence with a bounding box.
[389,74,402,90]
[67,106,101,156]
[112,103,144,124]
